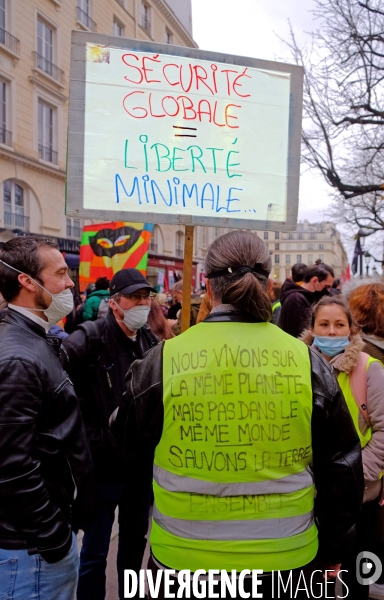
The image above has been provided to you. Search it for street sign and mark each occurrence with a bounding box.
[67,31,303,231]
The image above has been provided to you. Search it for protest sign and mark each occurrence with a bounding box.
[66,31,303,232]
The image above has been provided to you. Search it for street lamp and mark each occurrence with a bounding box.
[364,251,371,277]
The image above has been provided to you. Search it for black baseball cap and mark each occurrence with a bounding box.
[110,268,157,296]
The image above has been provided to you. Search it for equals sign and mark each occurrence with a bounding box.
[173,126,197,138]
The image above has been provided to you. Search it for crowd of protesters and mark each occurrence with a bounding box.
[0,233,384,600]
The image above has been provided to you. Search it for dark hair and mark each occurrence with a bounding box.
[303,263,334,283]
[332,278,341,289]
[205,230,272,321]
[291,263,307,283]
[349,283,384,338]
[0,236,59,302]
[147,299,174,340]
[95,276,110,291]
[310,296,357,333]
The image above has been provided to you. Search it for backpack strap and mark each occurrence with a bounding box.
[349,352,370,426]
[78,319,104,367]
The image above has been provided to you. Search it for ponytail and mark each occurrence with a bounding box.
[205,231,272,322]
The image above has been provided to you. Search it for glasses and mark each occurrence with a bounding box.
[122,292,155,301]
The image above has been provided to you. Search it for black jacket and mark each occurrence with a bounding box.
[111,309,364,565]
[61,311,159,480]
[0,308,93,561]
[279,279,315,338]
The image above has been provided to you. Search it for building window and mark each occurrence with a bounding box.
[310,233,317,240]
[319,254,324,261]
[275,231,280,239]
[141,3,151,35]
[263,231,268,240]
[3,180,29,231]
[285,243,290,250]
[165,28,173,44]
[66,217,81,238]
[199,227,208,249]
[286,268,291,277]
[77,0,96,31]
[286,254,291,264]
[297,254,302,263]
[275,243,279,250]
[298,233,303,240]
[307,244,313,250]
[288,233,293,240]
[149,225,159,253]
[297,244,302,250]
[319,244,324,250]
[38,99,57,164]
[275,254,280,264]
[37,18,53,74]
[274,268,280,280]
[0,79,10,146]
[113,18,123,37]
[308,254,313,264]
[175,231,184,258]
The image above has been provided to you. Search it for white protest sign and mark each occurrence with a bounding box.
[67,32,303,231]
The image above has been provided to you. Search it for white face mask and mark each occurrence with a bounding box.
[112,301,150,331]
[0,260,74,326]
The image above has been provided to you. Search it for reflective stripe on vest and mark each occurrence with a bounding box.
[154,464,314,496]
[153,503,314,540]
[338,356,377,448]
[152,321,317,572]
[272,300,281,313]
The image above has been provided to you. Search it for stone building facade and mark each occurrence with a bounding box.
[0,0,197,279]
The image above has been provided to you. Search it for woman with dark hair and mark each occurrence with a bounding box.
[111,231,362,599]
[302,296,384,599]
[147,299,174,340]
[349,283,384,363]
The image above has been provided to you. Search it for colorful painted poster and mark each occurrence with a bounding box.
[79,221,153,291]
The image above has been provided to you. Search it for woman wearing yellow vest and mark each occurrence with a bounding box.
[111,231,363,600]
[303,296,384,600]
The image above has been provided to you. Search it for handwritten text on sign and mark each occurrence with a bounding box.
[83,45,291,222]
[165,343,311,476]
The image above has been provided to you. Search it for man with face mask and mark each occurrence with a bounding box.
[0,236,93,600]
[279,263,334,338]
[61,268,159,600]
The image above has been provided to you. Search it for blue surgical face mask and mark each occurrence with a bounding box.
[313,335,350,358]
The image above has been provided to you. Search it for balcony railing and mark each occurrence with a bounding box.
[141,16,151,34]
[0,128,12,146]
[0,27,20,57]
[33,52,64,85]
[39,144,58,165]
[66,225,81,239]
[77,6,97,32]
[4,212,30,231]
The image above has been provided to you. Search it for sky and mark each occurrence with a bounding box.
[190,0,333,226]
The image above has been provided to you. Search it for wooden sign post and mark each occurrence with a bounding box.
[180,225,195,333]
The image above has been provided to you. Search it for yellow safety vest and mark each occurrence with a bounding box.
[151,321,317,572]
[338,357,377,448]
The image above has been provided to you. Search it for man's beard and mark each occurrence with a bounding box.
[35,285,50,311]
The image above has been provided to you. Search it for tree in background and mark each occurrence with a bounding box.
[287,0,384,237]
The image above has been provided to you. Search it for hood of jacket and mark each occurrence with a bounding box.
[301,329,365,374]
[87,289,110,299]
[280,278,314,304]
